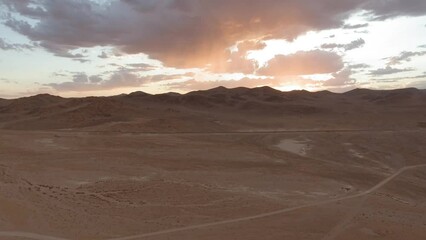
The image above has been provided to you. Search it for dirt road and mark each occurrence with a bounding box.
[107,164,426,240]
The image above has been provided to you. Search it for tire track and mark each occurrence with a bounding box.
[107,164,426,240]
[1,165,424,240]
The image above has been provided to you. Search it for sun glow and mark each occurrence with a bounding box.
[276,85,305,92]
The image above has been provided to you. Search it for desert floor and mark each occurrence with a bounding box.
[1,128,426,240]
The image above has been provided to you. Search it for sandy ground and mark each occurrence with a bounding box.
[1,128,426,240]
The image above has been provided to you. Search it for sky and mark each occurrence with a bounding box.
[0,0,426,98]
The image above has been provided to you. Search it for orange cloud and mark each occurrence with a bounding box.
[258,50,344,76]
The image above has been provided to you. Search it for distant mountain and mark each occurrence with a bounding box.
[1,87,425,132]
[344,88,426,105]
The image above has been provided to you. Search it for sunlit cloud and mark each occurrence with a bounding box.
[0,0,425,97]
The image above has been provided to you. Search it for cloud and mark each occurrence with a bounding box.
[321,38,365,51]
[0,78,18,84]
[370,73,426,83]
[125,63,158,71]
[322,68,356,86]
[73,58,91,63]
[370,66,413,76]
[349,63,370,69]
[46,69,189,92]
[98,51,109,59]
[209,40,265,74]
[342,23,369,29]
[35,41,90,62]
[72,73,89,83]
[363,0,426,20]
[0,37,35,51]
[51,72,68,78]
[386,51,426,65]
[3,0,426,70]
[258,50,344,76]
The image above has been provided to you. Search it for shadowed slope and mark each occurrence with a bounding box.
[1,87,425,131]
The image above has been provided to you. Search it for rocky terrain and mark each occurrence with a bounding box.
[0,87,425,240]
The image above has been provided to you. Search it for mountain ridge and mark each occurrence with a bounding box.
[1,87,425,132]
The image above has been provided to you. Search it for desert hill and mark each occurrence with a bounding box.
[344,88,426,104]
[0,87,425,131]
[1,87,426,240]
